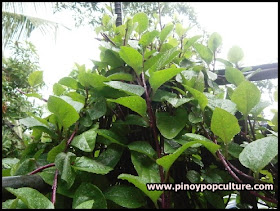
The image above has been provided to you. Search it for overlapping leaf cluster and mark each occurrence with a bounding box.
[3,11,278,209]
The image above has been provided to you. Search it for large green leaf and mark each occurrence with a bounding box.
[73,183,107,209]
[184,35,202,49]
[47,95,80,129]
[103,49,124,68]
[128,141,156,159]
[119,46,142,75]
[239,136,278,173]
[97,129,127,146]
[211,108,240,144]
[71,127,98,152]
[231,81,261,116]
[87,97,107,120]
[156,108,188,139]
[5,187,54,209]
[58,77,78,90]
[104,185,146,208]
[118,174,162,207]
[78,71,109,89]
[193,43,213,65]
[149,67,185,93]
[205,93,237,115]
[72,156,113,175]
[96,144,124,168]
[225,67,245,86]
[107,72,133,81]
[159,24,173,43]
[28,71,43,87]
[104,81,144,96]
[115,114,149,127]
[133,12,149,34]
[227,45,244,64]
[250,101,270,117]
[107,96,147,117]
[11,158,36,176]
[207,32,222,52]
[139,30,159,47]
[59,96,84,113]
[157,137,220,173]
[47,140,66,162]
[55,152,76,188]
[184,85,208,111]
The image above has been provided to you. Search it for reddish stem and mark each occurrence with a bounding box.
[17,88,48,102]
[28,163,55,175]
[51,169,59,205]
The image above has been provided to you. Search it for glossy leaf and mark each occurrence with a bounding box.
[28,71,43,87]
[184,85,208,111]
[11,158,36,176]
[128,141,156,159]
[104,81,144,96]
[87,97,107,120]
[6,187,54,209]
[107,96,147,117]
[103,49,124,68]
[58,77,78,90]
[107,73,133,81]
[97,129,127,146]
[55,152,76,188]
[157,137,220,173]
[156,108,188,139]
[96,144,124,168]
[71,127,98,152]
[118,174,162,207]
[133,12,149,34]
[72,156,113,175]
[139,30,159,47]
[47,95,80,129]
[227,45,244,63]
[104,185,146,208]
[208,32,222,52]
[193,43,213,65]
[73,183,107,209]
[231,81,261,116]
[211,108,240,144]
[116,114,149,127]
[206,94,237,115]
[239,136,278,173]
[225,67,245,86]
[47,140,66,162]
[159,24,173,42]
[119,46,142,75]
[149,67,185,93]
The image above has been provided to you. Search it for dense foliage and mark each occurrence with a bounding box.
[2,11,278,209]
[2,41,44,158]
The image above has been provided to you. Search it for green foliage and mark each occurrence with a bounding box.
[3,10,278,210]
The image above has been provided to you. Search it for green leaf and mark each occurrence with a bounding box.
[6,187,54,209]
[184,85,208,111]
[128,141,156,159]
[160,24,173,43]
[225,67,245,86]
[55,152,76,188]
[216,58,233,67]
[228,142,243,158]
[66,92,85,104]
[25,92,43,100]
[149,48,180,72]
[193,43,213,65]
[58,77,78,90]
[133,12,149,34]
[103,49,124,68]
[71,127,98,152]
[28,71,43,87]
[104,81,144,96]
[97,129,127,146]
[211,108,240,144]
[204,191,225,209]
[184,35,202,49]
[87,97,107,120]
[187,170,201,183]
[11,158,36,176]
[47,140,66,162]
[72,156,113,175]
[104,185,146,208]
[119,46,142,75]
[75,200,95,209]
[118,174,162,207]
[157,137,220,173]
[156,108,188,139]
[239,136,278,173]
[231,81,261,116]
[73,183,107,209]
[251,101,270,117]
[205,93,237,115]
[53,83,65,96]
[2,158,20,169]
[78,71,109,88]
[107,73,133,81]
[149,67,185,93]
[208,32,222,52]
[139,30,159,47]
[116,114,149,127]
[96,144,124,168]
[107,96,147,117]
[47,95,80,129]
[175,23,187,37]
[2,198,28,209]
[227,45,244,64]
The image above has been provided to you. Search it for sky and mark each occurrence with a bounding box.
[4,2,278,118]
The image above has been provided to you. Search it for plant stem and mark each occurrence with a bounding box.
[28,163,55,175]
[244,116,248,135]
[51,169,59,205]
[248,116,256,140]
[64,122,79,151]
[16,88,47,102]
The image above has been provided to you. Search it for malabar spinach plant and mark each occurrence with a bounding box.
[3,12,278,209]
